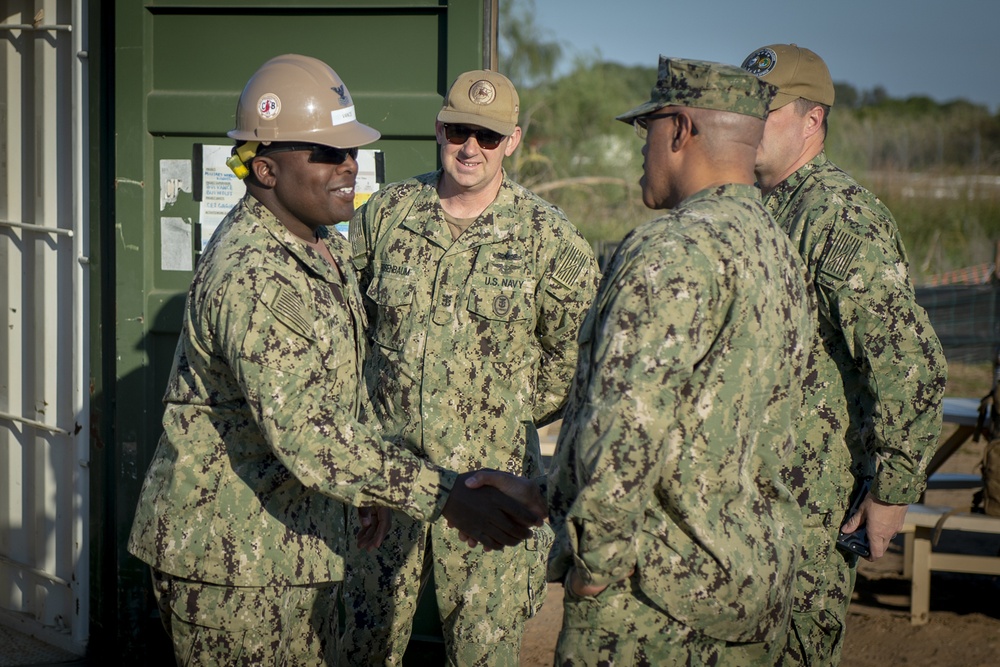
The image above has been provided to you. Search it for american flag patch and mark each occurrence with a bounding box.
[552,245,589,289]
[271,284,312,335]
[818,230,864,281]
[349,220,368,268]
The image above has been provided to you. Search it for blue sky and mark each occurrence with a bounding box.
[530,0,1000,113]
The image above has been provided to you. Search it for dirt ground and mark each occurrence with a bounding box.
[520,426,1000,666]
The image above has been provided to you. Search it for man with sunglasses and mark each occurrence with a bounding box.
[343,69,599,665]
[128,55,546,665]
[741,44,947,666]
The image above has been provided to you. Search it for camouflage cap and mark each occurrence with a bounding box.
[616,56,777,124]
[741,44,835,110]
[437,69,520,136]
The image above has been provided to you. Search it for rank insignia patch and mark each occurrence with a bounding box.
[493,294,512,317]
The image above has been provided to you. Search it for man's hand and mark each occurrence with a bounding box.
[463,469,547,517]
[841,495,909,561]
[356,506,392,552]
[442,471,546,551]
[452,470,547,550]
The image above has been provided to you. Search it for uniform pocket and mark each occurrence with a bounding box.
[466,285,533,323]
[366,272,415,351]
[465,285,535,363]
[169,579,268,632]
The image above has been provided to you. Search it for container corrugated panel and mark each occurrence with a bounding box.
[0,0,90,657]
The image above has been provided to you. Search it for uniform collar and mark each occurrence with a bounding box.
[243,193,342,281]
[679,182,762,208]
[764,151,829,208]
[402,170,518,250]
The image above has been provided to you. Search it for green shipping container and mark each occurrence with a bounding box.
[0,1,497,662]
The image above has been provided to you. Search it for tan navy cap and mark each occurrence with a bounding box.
[741,44,835,110]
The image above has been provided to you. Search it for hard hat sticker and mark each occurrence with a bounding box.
[331,84,349,105]
[330,105,357,127]
[257,94,281,120]
[469,80,496,106]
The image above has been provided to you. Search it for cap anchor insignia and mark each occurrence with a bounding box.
[469,80,497,105]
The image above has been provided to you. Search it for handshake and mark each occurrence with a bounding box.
[356,470,547,552]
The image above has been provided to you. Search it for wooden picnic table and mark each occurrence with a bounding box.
[925,397,988,476]
[901,396,999,624]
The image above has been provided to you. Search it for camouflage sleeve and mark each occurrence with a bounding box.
[550,238,725,587]
[210,269,457,521]
[814,213,947,504]
[533,225,600,425]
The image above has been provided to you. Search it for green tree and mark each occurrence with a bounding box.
[497,1,1000,274]
[498,0,562,87]
[514,61,660,242]
[834,82,859,109]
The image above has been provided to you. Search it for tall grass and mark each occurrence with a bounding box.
[946,361,994,397]
[528,149,1000,287]
[509,62,1000,283]
[855,174,1000,284]
[536,160,1000,286]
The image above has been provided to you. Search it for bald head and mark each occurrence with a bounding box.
[621,57,777,209]
[637,106,766,210]
[688,107,766,167]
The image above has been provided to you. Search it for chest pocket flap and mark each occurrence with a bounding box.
[367,271,416,307]
[467,285,534,322]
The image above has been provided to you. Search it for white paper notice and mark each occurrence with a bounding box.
[161,217,193,272]
[200,145,246,250]
[160,159,192,212]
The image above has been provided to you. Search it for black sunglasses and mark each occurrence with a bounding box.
[257,142,359,164]
[443,124,506,150]
[633,112,698,140]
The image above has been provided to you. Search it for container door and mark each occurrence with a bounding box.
[102,1,494,659]
[0,0,90,656]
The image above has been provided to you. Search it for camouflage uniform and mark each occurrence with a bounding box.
[547,183,815,665]
[343,170,599,666]
[763,152,946,665]
[128,193,456,663]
